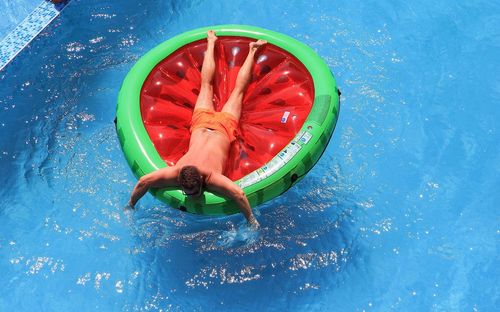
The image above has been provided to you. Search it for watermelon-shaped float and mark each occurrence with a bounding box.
[116,25,340,215]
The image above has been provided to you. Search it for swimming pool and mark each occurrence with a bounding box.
[0,0,498,311]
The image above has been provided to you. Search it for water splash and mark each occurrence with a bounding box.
[217,221,260,248]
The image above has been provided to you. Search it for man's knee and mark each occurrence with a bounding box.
[200,74,214,87]
[233,84,246,95]
[197,83,213,99]
[201,81,213,88]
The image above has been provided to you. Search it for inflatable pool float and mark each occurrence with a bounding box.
[116,25,340,215]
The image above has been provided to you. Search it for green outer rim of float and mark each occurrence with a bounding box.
[116,25,340,215]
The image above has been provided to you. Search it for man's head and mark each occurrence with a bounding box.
[179,166,203,197]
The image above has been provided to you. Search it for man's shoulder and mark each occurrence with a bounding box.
[157,165,181,179]
[205,172,236,187]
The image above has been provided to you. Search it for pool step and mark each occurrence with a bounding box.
[0,0,71,72]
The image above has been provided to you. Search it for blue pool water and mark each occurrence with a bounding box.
[1,0,499,311]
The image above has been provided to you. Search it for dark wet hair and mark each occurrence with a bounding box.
[179,166,203,196]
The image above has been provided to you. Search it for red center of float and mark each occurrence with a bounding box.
[140,37,314,181]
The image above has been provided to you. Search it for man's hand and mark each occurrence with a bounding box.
[248,215,260,230]
[124,201,135,210]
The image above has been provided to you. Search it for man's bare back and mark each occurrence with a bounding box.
[177,128,230,176]
[127,31,266,227]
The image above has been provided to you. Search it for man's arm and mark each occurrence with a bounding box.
[128,166,179,208]
[206,173,258,226]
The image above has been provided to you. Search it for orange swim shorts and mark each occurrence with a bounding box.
[190,109,239,142]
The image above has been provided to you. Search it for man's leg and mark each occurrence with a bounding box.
[194,30,218,111]
[221,39,267,119]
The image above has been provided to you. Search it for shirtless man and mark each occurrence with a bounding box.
[127,30,266,227]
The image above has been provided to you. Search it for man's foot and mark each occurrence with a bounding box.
[249,39,267,52]
[207,30,217,43]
